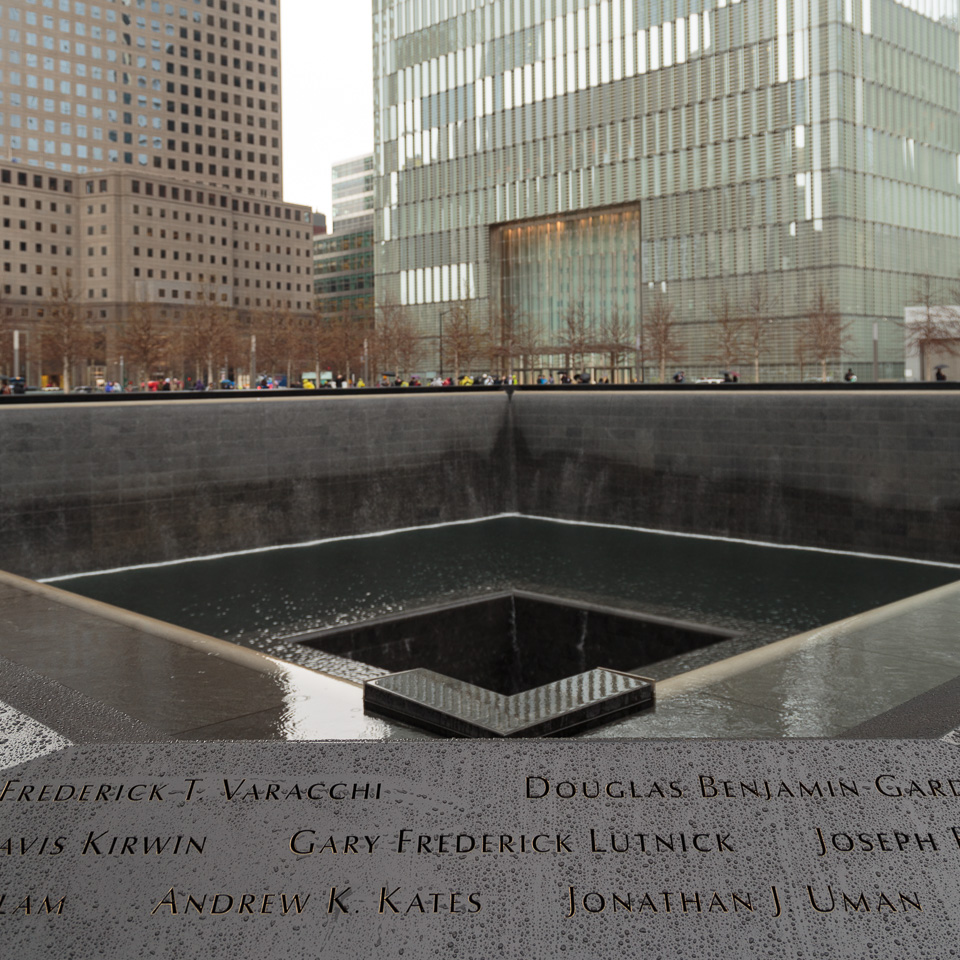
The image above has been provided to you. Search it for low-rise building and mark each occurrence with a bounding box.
[1,160,312,385]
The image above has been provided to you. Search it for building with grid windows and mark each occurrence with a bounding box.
[0,0,284,196]
[314,154,375,320]
[0,0,312,385]
[372,0,960,381]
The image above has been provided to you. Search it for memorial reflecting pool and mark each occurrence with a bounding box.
[50,517,959,682]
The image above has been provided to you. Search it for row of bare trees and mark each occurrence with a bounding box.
[414,283,847,384]
[1,283,380,389]
[554,277,960,383]
[550,282,833,383]
[4,275,959,388]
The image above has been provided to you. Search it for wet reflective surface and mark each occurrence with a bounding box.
[0,574,430,749]
[365,666,654,737]
[2,552,960,745]
[54,517,959,677]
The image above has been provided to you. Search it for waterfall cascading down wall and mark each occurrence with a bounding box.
[1,390,957,581]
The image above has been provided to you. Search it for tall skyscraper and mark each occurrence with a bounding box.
[0,0,312,386]
[330,153,375,234]
[373,0,960,380]
[0,0,284,197]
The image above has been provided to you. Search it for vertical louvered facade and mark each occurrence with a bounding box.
[373,0,960,379]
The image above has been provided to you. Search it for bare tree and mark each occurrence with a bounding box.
[44,281,91,392]
[793,321,809,381]
[117,299,167,385]
[743,281,777,383]
[251,308,287,380]
[376,301,422,381]
[326,312,369,381]
[0,290,11,377]
[903,275,960,381]
[252,306,311,384]
[302,301,329,386]
[183,286,236,387]
[303,302,340,386]
[801,287,850,382]
[706,288,745,375]
[598,307,635,383]
[559,299,592,375]
[441,302,482,382]
[643,292,684,383]
[486,302,537,381]
[947,275,960,315]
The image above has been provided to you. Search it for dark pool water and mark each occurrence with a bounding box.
[52,518,959,669]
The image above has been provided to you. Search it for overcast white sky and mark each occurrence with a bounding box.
[281,1,374,225]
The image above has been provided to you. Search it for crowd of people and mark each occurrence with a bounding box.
[4,368,950,393]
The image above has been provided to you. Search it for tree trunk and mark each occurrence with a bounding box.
[62,355,69,393]
[659,356,667,383]
[754,354,760,384]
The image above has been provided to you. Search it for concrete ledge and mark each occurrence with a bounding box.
[0,570,423,745]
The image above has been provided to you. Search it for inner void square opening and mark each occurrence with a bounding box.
[296,591,735,696]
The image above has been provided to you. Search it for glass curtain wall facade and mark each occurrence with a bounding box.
[373,0,960,380]
[315,154,376,319]
[314,230,375,315]
[332,154,376,233]
[495,206,640,372]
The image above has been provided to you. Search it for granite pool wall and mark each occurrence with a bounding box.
[1,387,957,579]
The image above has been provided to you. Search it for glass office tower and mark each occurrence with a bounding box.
[314,154,376,318]
[373,0,960,380]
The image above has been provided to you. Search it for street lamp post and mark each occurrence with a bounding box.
[636,218,644,384]
[873,321,880,382]
[438,309,449,379]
